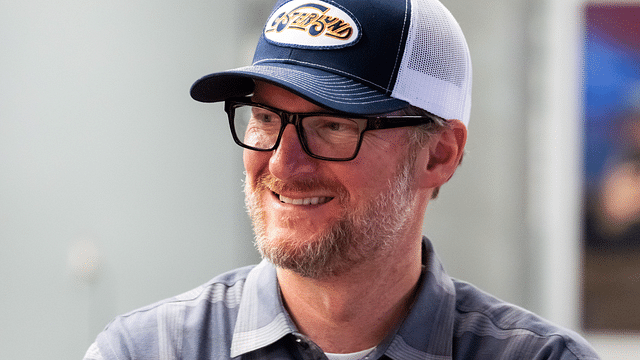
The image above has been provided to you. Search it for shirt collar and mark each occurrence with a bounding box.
[230,237,456,359]
[230,259,296,357]
[381,237,456,360]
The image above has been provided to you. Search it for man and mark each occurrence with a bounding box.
[84,0,600,359]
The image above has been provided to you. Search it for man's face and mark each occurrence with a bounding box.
[243,82,422,278]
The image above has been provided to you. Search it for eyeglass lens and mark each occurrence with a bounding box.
[232,104,362,159]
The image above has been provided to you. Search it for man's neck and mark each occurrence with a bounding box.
[276,237,423,354]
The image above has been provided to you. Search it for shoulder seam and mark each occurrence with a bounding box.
[113,266,254,320]
[455,309,597,359]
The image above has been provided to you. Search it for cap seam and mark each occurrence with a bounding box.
[386,0,411,92]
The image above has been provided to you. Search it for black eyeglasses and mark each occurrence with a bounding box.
[224,98,436,161]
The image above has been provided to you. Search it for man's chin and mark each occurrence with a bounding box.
[255,230,353,279]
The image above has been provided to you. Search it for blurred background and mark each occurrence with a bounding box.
[0,0,638,358]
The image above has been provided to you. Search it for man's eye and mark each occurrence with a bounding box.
[250,108,279,125]
[319,119,358,133]
[254,113,275,123]
[324,121,346,131]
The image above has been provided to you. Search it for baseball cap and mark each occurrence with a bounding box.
[190,0,472,126]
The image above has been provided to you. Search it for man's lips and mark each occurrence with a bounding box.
[257,174,344,206]
[275,192,334,205]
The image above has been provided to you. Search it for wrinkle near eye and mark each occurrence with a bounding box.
[361,128,413,156]
[360,130,396,148]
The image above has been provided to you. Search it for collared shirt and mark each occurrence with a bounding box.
[84,237,600,360]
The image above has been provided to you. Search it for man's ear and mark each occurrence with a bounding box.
[416,120,467,190]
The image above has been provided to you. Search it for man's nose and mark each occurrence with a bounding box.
[269,124,318,180]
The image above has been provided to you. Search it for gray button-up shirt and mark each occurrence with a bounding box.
[84,238,599,359]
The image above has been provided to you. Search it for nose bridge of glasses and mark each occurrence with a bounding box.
[273,120,316,166]
[278,109,300,126]
[277,111,307,148]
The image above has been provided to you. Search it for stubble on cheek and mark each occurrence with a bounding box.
[243,173,353,277]
[242,151,418,279]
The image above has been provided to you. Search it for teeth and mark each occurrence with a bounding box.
[279,194,329,205]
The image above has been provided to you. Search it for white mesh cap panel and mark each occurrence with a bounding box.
[392,0,472,126]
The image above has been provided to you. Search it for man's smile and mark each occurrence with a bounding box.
[274,192,335,206]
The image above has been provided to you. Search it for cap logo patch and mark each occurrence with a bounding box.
[265,0,361,49]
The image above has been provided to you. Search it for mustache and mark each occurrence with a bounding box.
[255,174,349,202]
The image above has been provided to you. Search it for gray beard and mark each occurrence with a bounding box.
[244,155,418,279]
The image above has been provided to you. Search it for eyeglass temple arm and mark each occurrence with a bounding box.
[365,116,434,130]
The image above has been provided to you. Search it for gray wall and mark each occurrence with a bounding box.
[0,1,256,357]
[0,0,632,358]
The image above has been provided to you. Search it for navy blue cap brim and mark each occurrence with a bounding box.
[190,63,409,115]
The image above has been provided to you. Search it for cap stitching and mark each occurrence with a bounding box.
[386,0,411,91]
[238,65,397,105]
[253,58,390,93]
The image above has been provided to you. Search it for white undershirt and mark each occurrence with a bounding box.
[324,346,376,360]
